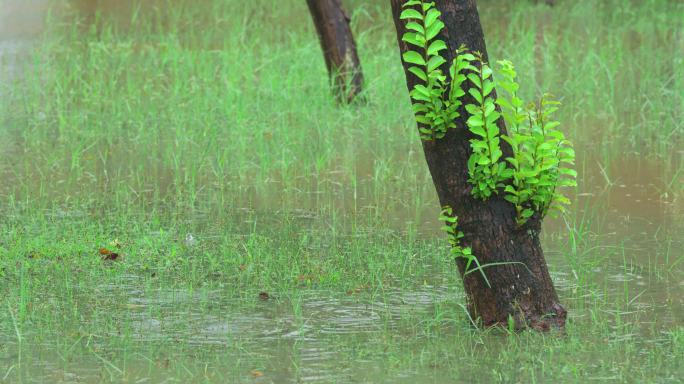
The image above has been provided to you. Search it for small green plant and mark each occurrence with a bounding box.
[439,206,490,287]
[496,60,577,224]
[399,1,468,141]
[495,60,534,224]
[464,52,510,200]
[439,206,532,287]
[527,95,577,218]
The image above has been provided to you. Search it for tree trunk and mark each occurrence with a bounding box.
[389,0,566,331]
[306,0,364,103]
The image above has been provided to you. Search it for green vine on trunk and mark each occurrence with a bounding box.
[399,1,468,140]
[439,206,491,287]
[464,52,510,200]
[400,0,576,227]
[400,0,577,286]
[499,79,578,224]
[439,206,533,288]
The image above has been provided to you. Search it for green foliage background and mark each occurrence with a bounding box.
[0,0,682,382]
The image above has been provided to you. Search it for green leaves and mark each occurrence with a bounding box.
[408,66,427,81]
[423,8,441,29]
[400,1,576,225]
[400,0,461,141]
[399,8,422,20]
[439,206,489,286]
[496,60,576,225]
[427,55,446,72]
[464,52,508,200]
[425,19,444,41]
[402,32,425,47]
[426,40,447,56]
[403,51,425,66]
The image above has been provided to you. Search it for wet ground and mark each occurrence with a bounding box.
[1,0,682,382]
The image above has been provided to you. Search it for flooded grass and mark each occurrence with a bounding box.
[0,0,683,382]
[1,211,682,382]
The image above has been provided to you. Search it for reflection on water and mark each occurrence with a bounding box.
[7,264,680,382]
[9,276,463,382]
[0,1,45,85]
[0,1,49,38]
[113,281,457,343]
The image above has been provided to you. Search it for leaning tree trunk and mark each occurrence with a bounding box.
[306,0,364,103]
[390,0,566,331]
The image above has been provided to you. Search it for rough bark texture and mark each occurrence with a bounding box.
[390,0,566,330]
[306,0,364,103]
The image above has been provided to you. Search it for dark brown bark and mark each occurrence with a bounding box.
[306,0,364,103]
[390,0,566,330]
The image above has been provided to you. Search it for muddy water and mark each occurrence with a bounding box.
[0,1,48,83]
[5,281,466,382]
[0,1,49,37]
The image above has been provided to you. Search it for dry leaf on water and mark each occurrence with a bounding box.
[250,370,264,378]
[99,248,119,261]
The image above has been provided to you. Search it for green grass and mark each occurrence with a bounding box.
[1,212,682,382]
[0,0,683,382]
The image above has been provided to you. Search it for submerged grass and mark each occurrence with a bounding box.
[0,210,682,382]
[0,0,683,382]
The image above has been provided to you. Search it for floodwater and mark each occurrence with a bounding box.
[1,0,682,382]
[30,279,464,382]
[0,1,46,84]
